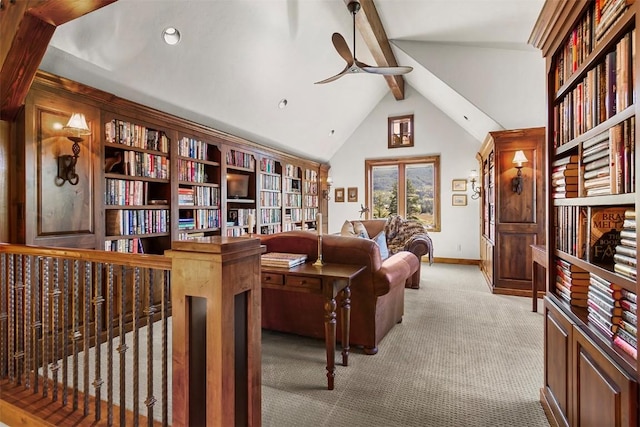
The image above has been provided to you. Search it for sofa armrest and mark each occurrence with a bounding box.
[372,251,417,296]
[404,233,433,265]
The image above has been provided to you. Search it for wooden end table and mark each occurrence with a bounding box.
[531,244,547,312]
[261,262,366,390]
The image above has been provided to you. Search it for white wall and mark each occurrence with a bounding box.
[328,85,482,260]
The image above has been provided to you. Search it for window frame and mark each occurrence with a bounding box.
[365,155,441,232]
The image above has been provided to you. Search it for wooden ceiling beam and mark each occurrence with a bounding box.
[0,0,116,121]
[345,0,405,100]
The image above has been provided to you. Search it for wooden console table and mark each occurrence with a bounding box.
[261,262,365,390]
[531,244,547,312]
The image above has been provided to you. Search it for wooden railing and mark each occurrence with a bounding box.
[0,244,172,426]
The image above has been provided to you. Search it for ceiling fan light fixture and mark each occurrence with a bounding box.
[162,27,181,45]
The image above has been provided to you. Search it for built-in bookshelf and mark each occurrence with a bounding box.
[176,135,221,240]
[103,116,171,254]
[225,148,256,237]
[531,1,639,425]
[283,163,302,231]
[303,167,319,231]
[258,157,282,235]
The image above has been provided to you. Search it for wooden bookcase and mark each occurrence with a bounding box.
[531,1,639,426]
[303,167,319,231]
[11,71,327,253]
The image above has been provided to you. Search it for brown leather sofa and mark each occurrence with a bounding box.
[259,230,419,355]
[347,218,433,289]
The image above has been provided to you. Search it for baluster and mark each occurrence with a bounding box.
[15,255,24,385]
[133,266,141,427]
[118,265,128,427]
[162,269,170,427]
[51,258,61,402]
[8,255,15,381]
[62,258,70,406]
[83,261,91,416]
[41,257,50,397]
[29,256,39,393]
[72,259,81,411]
[1,254,7,378]
[144,268,156,426]
[93,262,104,421]
[106,264,115,426]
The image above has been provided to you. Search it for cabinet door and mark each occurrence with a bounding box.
[573,326,638,427]
[544,297,573,427]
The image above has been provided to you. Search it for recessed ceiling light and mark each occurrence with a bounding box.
[463,115,469,121]
[329,129,335,136]
[162,27,181,45]
[278,99,288,109]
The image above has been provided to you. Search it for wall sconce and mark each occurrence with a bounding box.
[56,113,91,186]
[511,150,528,195]
[322,177,333,200]
[469,169,481,200]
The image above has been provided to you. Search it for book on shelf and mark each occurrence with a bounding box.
[617,326,638,350]
[622,288,638,304]
[589,312,616,339]
[613,335,638,359]
[620,297,638,314]
[552,155,579,167]
[261,252,308,268]
[589,207,626,264]
[620,319,638,337]
[614,262,637,280]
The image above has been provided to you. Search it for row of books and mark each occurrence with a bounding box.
[260,174,281,191]
[284,208,303,222]
[555,259,589,307]
[104,237,144,254]
[259,158,280,174]
[304,195,318,208]
[259,191,281,207]
[615,209,636,280]
[177,136,216,161]
[178,209,220,230]
[226,149,254,170]
[227,208,255,227]
[587,272,637,360]
[553,28,635,148]
[283,177,301,192]
[259,208,282,225]
[115,150,170,180]
[105,209,169,237]
[595,0,632,41]
[178,186,220,206]
[554,205,586,258]
[178,159,213,183]
[105,120,170,153]
[105,178,148,206]
[283,193,302,207]
[284,164,301,178]
[260,224,282,234]
[304,208,318,222]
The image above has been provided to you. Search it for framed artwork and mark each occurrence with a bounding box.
[452,179,467,191]
[335,188,345,202]
[388,114,414,148]
[347,187,358,202]
[452,194,467,206]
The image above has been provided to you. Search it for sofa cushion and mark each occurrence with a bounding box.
[372,231,389,260]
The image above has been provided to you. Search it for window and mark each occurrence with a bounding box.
[365,156,440,231]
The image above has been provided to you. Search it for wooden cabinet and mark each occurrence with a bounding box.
[477,127,546,296]
[531,1,640,426]
[10,71,326,251]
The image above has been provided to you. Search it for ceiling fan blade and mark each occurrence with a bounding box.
[332,32,354,64]
[314,64,351,84]
[360,65,414,75]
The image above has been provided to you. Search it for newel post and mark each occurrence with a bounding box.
[166,236,262,427]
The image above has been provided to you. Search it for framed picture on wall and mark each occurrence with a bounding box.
[335,188,345,202]
[347,187,358,202]
[452,179,467,191]
[388,114,414,148]
[452,194,467,206]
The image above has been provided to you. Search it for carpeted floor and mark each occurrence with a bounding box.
[261,263,550,427]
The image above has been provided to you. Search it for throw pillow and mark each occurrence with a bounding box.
[372,231,389,260]
[340,220,355,236]
[352,221,370,239]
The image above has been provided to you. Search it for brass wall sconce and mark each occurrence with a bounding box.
[322,177,333,200]
[56,113,90,186]
[469,169,481,200]
[511,150,528,195]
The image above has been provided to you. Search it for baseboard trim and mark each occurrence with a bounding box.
[426,257,480,266]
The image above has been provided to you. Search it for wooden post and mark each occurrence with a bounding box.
[167,236,262,427]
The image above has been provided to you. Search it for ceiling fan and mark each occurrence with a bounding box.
[315,0,413,84]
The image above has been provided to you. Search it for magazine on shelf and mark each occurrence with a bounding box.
[261,252,308,268]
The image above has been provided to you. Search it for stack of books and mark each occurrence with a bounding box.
[587,273,622,340]
[614,209,636,280]
[555,259,589,307]
[551,155,579,198]
[581,132,611,197]
[615,289,637,359]
[261,252,308,268]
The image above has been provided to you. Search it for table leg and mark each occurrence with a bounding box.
[532,259,538,312]
[324,297,337,390]
[340,286,351,366]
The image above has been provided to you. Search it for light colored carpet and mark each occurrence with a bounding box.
[261,263,549,427]
[59,263,549,426]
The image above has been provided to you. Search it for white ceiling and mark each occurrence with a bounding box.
[41,0,545,163]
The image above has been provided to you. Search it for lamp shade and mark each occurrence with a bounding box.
[64,113,91,135]
[469,169,479,180]
[512,150,528,167]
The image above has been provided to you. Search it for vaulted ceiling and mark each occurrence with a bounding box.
[2,0,545,163]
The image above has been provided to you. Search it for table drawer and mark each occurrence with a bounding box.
[261,272,284,285]
[286,275,321,291]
